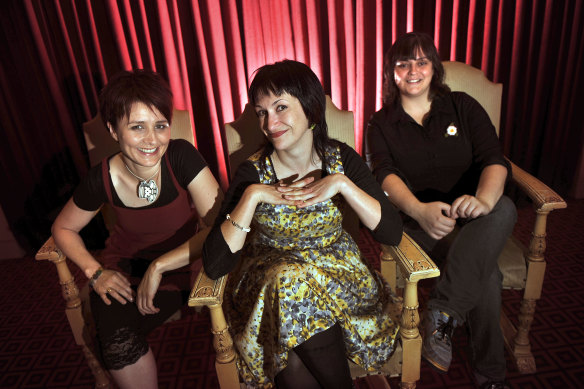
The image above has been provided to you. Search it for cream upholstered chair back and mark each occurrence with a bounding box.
[224,95,359,239]
[441,62,525,289]
[443,61,503,136]
[442,62,526,289]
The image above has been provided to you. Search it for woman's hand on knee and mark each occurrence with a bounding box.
[450,195,491,219]
[415,202,456,240]
[93,270,134,306]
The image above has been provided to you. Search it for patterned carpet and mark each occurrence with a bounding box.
[1,198,582,388]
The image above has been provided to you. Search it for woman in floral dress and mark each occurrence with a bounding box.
[203,60,403,388]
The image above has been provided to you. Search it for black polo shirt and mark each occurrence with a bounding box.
[366,92,509,204]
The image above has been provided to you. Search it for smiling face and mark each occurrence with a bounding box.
[254,91,313,154]
[108,101,171,172]
[393,49,434,100]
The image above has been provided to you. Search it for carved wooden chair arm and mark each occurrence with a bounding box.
[35,236,81,310]
[385,232,440,283]
[188,268,228,307]
[507,158,566,293]
[505,159,567,312]
[35,235,64,262]
[379,232,439,386]
[507,159,567,212]
[380,232,440,292]
[189,269,240,389]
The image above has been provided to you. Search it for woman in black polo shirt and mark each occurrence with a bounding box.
[367,32,516,389]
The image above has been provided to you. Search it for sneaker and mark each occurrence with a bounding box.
[421,309,457,373]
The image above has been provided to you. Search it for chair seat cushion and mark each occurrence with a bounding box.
[499,236,527,289]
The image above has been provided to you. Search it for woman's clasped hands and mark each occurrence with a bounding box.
[416,195,493,240]
[264,174,346,208]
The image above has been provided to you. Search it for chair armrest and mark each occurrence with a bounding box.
[35,236,80,309]
[382,232,440,283]
[188,268,228,307]
[507,159,567,212]
[35,236,64,262]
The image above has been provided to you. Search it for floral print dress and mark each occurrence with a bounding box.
[225,145,399,388]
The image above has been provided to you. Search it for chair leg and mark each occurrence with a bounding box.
[503,210,549,374]
[208,304,240,389]
[81,344,111,388]
[400,280,421,389]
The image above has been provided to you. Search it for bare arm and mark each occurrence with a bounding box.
[137,167,223,314]
[52,199,133,305]
[52,198,102,278]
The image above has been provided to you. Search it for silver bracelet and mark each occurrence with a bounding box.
[226,214,251,232]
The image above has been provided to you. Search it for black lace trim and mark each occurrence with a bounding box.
[102,327,149,370]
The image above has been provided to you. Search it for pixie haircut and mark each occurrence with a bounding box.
[382,32,450,106]
[248,60,331,169]
[99,69,173,130]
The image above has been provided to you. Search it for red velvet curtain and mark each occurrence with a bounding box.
[1,0,582,251]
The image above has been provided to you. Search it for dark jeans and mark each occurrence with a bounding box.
[404,196,517,381]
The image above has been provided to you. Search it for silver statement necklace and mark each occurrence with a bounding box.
[124,163,160,203]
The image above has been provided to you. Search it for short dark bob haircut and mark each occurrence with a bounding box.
[99,69,173,130]
[382,32,450,106]
[248,59,332,169]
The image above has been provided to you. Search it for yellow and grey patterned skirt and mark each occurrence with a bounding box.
[224,147,399,388]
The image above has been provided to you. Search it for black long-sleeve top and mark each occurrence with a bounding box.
[366,92,510,204]
[202,141,403,279]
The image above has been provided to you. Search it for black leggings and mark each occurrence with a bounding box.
[275,323,352,389]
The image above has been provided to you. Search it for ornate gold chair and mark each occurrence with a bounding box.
[188,96,440,389]
[35,109,197,388]
[403,61,566,374]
